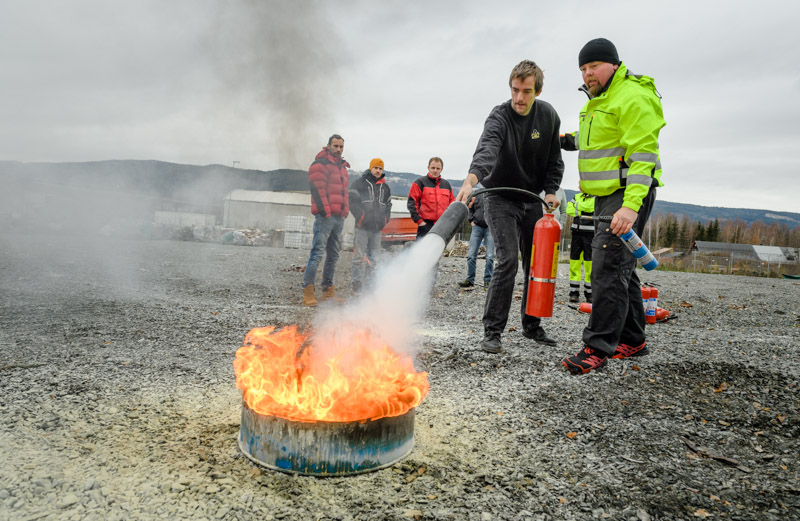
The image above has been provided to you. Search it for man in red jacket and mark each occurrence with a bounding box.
[407,157,455,238]
[303,134,350,306]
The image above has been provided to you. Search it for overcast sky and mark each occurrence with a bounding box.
[1,0,798,213]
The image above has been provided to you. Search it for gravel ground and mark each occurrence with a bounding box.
[1,231,799,521]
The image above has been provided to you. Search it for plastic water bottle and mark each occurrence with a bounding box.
[619,229,659,270]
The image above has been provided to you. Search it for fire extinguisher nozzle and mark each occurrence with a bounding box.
[428,201,468,245]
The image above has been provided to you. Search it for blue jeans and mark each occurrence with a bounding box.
[466,225,495,284]
[351,227,381,286]
[303,215,344,290]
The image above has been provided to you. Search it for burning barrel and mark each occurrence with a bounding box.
[233,326,428,476]
[233,204,466,475]
[238,403,415,475]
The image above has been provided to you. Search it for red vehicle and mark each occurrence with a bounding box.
[381,216,417,245]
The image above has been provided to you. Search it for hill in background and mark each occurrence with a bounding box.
[2,159,798,229]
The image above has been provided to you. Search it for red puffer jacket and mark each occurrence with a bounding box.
[309,148,350,218]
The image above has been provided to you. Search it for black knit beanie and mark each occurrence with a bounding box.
[578,38,620,67]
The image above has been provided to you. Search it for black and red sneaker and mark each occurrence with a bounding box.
[611,341,649,359]
[562,346,608,374]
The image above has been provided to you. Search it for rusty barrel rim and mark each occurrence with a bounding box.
[238,401,415,476]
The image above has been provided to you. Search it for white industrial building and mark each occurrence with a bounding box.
[222,190,414,249]
[154,210,216,227]
[222,190,347,231]
[692,241,798,263]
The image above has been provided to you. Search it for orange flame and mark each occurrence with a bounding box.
[233,325,429,422]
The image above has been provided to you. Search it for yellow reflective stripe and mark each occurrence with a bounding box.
[628,152,658,163]
[579,169,618,181]
[627,174,653,187]
[578,147,626,160]
[581,167,654,184]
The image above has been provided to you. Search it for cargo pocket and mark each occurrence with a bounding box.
[592,229,629,284]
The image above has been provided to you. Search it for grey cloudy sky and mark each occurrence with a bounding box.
[1,0,798,212]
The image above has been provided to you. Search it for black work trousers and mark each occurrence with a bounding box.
[483,194,543,336]
[570,232,593,263]
[583,187,656,355]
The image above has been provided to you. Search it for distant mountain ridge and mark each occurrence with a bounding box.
[2,159,798,228]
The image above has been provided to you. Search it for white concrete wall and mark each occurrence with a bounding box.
[223,200,355,235]
[154,211,216,227]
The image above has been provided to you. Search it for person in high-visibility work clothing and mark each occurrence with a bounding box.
[564,191,596,303]
[560,38,666,374]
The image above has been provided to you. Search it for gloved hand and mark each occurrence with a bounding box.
[559,133,577,151]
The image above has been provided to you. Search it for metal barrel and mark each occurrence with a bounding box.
[428,201,468,245]
[238,402,415,476]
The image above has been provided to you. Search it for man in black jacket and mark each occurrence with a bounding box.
[349,158,392,293]
[455,60,564,354]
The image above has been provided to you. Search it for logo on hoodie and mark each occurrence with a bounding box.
[531,129,540,140]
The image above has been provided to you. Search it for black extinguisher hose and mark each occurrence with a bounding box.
[468,187,553,211]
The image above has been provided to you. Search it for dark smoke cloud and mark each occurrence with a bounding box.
[211,1,348,169]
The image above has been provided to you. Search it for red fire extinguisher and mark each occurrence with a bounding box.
[526,213,561,317]
[646,287,659,324]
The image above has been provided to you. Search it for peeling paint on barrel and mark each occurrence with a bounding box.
[238,401,415,476]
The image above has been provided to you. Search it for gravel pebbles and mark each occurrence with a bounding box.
[1,231,798,521]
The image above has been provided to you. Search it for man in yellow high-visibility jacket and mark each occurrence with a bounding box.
[560,38,666,374]
[565,192,596,303]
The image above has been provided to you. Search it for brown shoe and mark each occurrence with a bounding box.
[320,285,337,302]
[302,284,318,307]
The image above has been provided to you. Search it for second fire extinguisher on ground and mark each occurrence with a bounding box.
[523,206,662,320]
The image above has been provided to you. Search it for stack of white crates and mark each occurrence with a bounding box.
[283,216,313,249]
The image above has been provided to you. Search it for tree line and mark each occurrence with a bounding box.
[638,214,800,251]
[563,213,800,252]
